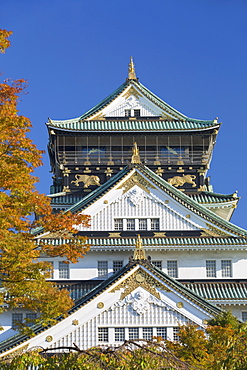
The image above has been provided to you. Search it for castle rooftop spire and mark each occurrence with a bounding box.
[127,56,137,80]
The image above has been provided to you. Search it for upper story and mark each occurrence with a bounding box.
[47,58,221,198]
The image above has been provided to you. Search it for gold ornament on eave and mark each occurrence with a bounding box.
[128,56,137,80]
[133,234,146,260]
[131,142,141,164]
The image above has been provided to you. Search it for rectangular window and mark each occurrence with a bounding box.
[98,261,108,278]
[242,312,247,322]
[152,261,162,270]
[12,313,23,329]
[115,328,125,342]
[221,260,232,278]
[114,219,123,231]
[58,261,69,279]
[143,327,153,340]
[26,313,37,327]
[129,327,139,340]
[125,109,131,117]
[206,260,216,278]
[157,327,167,339]
[134,109,140,117]
[98,328,108,342]
[126,219,135,231]
[173,327,180,341]
[113,261,123,274]
[150,218,160,230]
[139,219,147,230]
[167,261,178,278]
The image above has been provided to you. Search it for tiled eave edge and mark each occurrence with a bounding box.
[208,300,247,306]
[37,237,247,252]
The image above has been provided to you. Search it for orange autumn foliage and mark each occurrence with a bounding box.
[0,30,90,330]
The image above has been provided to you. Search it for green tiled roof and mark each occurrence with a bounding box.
[47,80,219,132]
[184,282,247,301]
[40,236,247,249]
[47,119,218,132]
[190,192,239,204]
[0,260,221,355]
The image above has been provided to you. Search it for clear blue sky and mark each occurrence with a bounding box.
[1,0,247,228]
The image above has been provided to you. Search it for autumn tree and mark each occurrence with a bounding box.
[0,30,90,330]
[165,311,247,370]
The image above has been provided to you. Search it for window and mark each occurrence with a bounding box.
[134,109,140,117]
[206,260,216,278]
[143,327,153,340]
[221,260,232,277]
[139,219,147,230]
[157,327,167,339]
[113,261,123,273]
[59,261,69,279]
[12,313,23,329]
[150,218,160,230]
[125,109,131,117]
[173,327,180,341]
[242,312,247,322]
[26,313,37,327]
[115,328,125,342]
[126,219,135,231]
[152,261,162,270]
[98,261,108,278]
[98,328,108,342]
[129,327,139,340]
[167,261,178,278]
[114,219,123,231]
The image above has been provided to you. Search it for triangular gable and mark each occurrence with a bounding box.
[0,260,221,357]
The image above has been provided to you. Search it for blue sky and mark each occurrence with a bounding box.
[1,0,247,228]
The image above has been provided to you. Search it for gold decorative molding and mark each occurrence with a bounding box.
[176,302,184,308]
[104,167,113,177]
[46,335,53,342]
[123,86,142,100]
[2,344,29,359]
[108,232,121,238]
[153,232,166,237]
[167,174,196,188]
[91,113,105,120]
[71,174,101,188]
[97,302,104,309]
[72,319,79,326]
[156,167,164,176]
[201,223,230,237]
[110,268,171,300]
[117,173,154,194]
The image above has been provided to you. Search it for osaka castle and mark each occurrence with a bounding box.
[1,58,247,356]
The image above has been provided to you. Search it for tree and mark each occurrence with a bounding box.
[0,29,90,330]
[165,311,247,370]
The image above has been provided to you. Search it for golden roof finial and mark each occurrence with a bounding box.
[131,142,141,164]
[133,235,146,260]
[128,56,137,80]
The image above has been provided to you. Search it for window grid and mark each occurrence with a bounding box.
[143,327,153,340]
[150,218,160,230]
[242,312,247,322]
[47,261,54,279]
[58,261,69,279]
[221,260,232,277]
[114,219,123,231]
[129,327,139,340]
[12,313,23,329]
[139,219,147,230]
[126,219,135,231]
[157,327,167,339]
[167,261,178,278]
[206,260,216,278]
[173,327,180,341]
[134,109,141,117]
[115,328,125,342]
[125,109,131,117]
[98,328,108,342]
[26,313,37,327]
[113,261,123,274]
[98,261,108,278]
[152,261,162,270]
